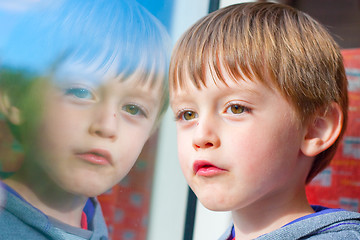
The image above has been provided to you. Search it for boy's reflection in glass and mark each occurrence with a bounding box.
[0,0,169,239]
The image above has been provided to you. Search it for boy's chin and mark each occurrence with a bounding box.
[65,186,103,198]
[73,187,108,199]
[195,190,234,212]
[61,181,114,199]
[199,199,232,212]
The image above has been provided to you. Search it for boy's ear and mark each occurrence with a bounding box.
[301,103,343,157]
[0,91,22,125]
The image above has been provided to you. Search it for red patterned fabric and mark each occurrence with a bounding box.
[97,134,158,240]
[306,48,360,212]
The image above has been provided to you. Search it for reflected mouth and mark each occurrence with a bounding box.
[193,160,227,176]
[76,149,112,165]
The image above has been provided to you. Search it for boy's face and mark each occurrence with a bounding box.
[23,71,161,197]
[170,69,311,212]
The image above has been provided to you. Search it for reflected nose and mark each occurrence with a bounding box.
[192,118,220,150]
[89,105,118,141]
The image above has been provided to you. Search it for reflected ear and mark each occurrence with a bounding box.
[0,91,22,125]
[301,103,343,157]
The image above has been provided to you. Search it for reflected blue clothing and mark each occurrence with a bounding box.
[0,182,108,240]
[219,205,360,239]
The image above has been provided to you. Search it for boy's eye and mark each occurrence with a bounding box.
[225,104,247,114]
[65,87,94,99]
[122,104,146,117]
[178,110,198,121]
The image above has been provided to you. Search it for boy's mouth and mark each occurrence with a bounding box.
[193,160,227,176]
[76,149,112,165]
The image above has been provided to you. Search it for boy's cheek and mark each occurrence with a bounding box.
[177,139,193,175]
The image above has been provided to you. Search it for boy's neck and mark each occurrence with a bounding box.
[231,186,314,240]
[3,171,88,228]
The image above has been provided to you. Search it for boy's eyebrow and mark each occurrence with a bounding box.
[169,95,187,107]
[171,80,263,98]
[224,83,263,96]
[52,75,103,87]
[125,88,159,105]
[169,82,274,110]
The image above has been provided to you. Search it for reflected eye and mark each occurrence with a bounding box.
[122,104,146,117]
[225,104,247,114]
[177,110,198,121]
[65,87,94,99]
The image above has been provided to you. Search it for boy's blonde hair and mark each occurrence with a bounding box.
[169,2,348,183]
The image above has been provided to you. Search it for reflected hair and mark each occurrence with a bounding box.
[0,0,170,118]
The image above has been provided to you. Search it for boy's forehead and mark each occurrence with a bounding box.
[172,59,269,91]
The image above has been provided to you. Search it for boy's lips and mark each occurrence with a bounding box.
[193,160,227,177]
[75,149,112,165]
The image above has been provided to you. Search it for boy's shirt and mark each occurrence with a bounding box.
[221,205,360,240]
[0,181,108,240]
[49,216,92,240]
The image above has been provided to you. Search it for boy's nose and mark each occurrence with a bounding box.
[89,105,118,141]
[192,118,220,150]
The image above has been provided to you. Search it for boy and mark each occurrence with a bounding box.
[169,2,360,239]
[0,0,169,239]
